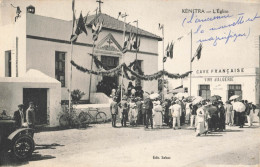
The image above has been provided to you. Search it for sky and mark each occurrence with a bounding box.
[0,0,259,75]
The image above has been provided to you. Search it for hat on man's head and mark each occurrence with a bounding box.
[18,104,24,107]
[29,102,34,105]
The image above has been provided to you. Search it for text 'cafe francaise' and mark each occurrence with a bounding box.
[196,68,245,74]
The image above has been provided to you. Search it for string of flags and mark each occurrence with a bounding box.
[70,0,104,43]
[122,29,141,54]
[191,43,203,62]
[162,31,203,63]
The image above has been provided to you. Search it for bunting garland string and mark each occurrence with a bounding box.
[71,60,123,76]
[71,60,192,81]
[123,65,136,81]
[90,53,138,70]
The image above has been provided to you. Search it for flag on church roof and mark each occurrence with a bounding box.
[133,35,141,51]
[129,31,136,50]
[122,36,129,53]
[92,19,103,41]
[75,12,88,36]
[83,13,162,41]
[70,11,88,43]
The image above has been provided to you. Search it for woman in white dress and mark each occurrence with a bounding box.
[196,103,207,136]
[153,100,163,128]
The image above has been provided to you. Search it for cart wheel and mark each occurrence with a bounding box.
[78,112,91,127]
[96,112,107,123]
[12,135,35,161]
[59,115,69,128]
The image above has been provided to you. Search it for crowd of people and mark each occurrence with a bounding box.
[110,83,259,137]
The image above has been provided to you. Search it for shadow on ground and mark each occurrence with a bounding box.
[35,143,64,150]
[0,143,63,166]
[35,125,95,133]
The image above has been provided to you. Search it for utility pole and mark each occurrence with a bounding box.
[120,12,128,100]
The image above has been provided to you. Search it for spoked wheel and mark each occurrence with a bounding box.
[78,111,91,127]
[96,112,107,123]
[59,114,69,128]
[12,135,35,160]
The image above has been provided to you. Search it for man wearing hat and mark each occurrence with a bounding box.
[13,104,25,128]
[135,97,143,125]
[144,96,153,129]
[110,97,118,127]
[119,95,129,127]
[26,102,36,129]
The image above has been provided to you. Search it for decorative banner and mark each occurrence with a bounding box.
[71,60,192,81]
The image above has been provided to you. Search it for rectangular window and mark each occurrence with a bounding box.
[199,84,211,99]
[5,50,11,77]
[55,51,66,87]
[228,84,242,100]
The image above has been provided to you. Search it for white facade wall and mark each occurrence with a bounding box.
[0,15,27,77]
[25,13,159,100]
[0,78,61,126]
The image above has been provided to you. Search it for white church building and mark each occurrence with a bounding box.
[0,6,161,126]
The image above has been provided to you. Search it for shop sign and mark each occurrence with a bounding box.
[204,77,234,82]
[197,68,244,74]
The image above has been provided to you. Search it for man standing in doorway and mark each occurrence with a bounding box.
[13,104,25,129]
[26,102,36,129]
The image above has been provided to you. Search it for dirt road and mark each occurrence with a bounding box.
[1,122,260,167]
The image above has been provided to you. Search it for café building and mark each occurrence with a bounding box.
[183,67,260,105]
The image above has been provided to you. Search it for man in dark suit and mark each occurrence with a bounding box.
[13,104,25,128]
[144,96,153,129]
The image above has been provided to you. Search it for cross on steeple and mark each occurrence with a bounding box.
[107,39,113,47]
[96,0,103,13]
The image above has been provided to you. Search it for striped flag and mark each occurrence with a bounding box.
[92,20,103,41]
